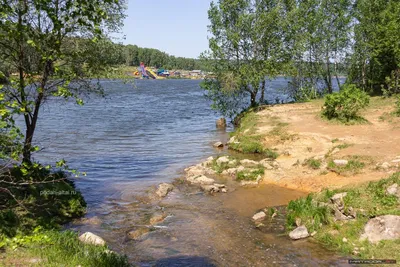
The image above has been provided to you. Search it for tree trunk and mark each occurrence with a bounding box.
[260,79,266,104]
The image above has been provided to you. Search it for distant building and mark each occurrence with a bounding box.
[189,70,202,77]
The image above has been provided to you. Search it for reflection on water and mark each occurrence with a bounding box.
[31,79,349,266]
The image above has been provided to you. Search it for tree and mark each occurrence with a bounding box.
[348,0,400,95]
[202,0,291,117]
[0,0,126,163]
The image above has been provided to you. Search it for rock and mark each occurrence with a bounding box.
[386,183,399,196]
[295,218,302,227]
[149,212,166,225]
[185,165,215,177]
[216,117,226,128]
[314,155,325,160]
[221,188,227,193]
[213,183,226,188]
[391,159,400,163]
[221,168,238,176]
[128,227,150,240]
[259,159,273,170]
[216,156,230,166]
[79,232,106,246]
[213,142,224,148]
[200,157,214,167]
[330,192,347,209]
[333,159,348,166]
[252,211,267,221]
[272,161,280,168]
[237,166,245,172]
[187,175,215,185]
[342,237,348,243]
[240,159,259,167]
[334,207,350,221]
[201,184,220,193]
[381,162,390,170]
[155,183,174,198]
[360,215,400,244]
[289,225,309,240]
[228,160,237,167]
[240,180,259,186]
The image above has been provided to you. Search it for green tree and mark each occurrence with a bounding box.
[0,0,126,163]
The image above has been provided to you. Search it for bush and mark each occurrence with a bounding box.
[322,84,370,122]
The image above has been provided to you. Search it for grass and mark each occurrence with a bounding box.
[286,172,400,261]
[229,110,279,159]
[210,156,239,174]
[0,229,129,266]
[327,155,374,176]
[304,158,322,169]
[236,167,265,181]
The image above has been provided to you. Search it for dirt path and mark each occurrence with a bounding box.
[255,98,400,192]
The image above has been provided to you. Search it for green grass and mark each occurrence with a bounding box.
[229,110,279,158]
[286,172,400,261]
[304,158,322,169]
[210,156,239,173]
[0,229,129,266]
[236,167,265,181]
[268,121,296,143]
[327,155,374,176]
[334,143,353,150]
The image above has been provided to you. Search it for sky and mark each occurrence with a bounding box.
[120,0,213,59]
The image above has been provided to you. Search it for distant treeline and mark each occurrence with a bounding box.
[108,44,209,70]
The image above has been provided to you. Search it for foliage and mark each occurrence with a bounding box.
[0,0,127,163]
[286,194,331,232]
[348,0,400,95]
[0,229,129,266]
[322,84,370,122]
[0,164,86,237]
[304,158,322,169]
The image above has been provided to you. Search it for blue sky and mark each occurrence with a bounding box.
[121,0,213,59]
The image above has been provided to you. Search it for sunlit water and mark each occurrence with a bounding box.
[30,78,348,266]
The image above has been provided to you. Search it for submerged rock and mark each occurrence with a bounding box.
[187,175,215,185]
[150,212,166,225]
[156,183,174,198]
[201,184,221,193]
[360,215,400,243]
[79,232,106,246]
[128,227,151,240]
[289,225,309,240]
[252,211,266,221]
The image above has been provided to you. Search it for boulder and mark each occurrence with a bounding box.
[213,142,224,148]
[289,225,309,240]
[228,160,237,167]
[149,212,166,225]
[216,118,226,128]
[386,183,399,196]
[333,159,348,166]
[200,156,214,167]
[216,156,230,166]
[78,232,106,246]
[187,175,215,185]
[330,192,347,208]
[227,136,238,144]
[360,215,400,244]
[221,188,228,193]
[155,183,174,198]
[240,159,259,167]
[391,159,400,164]
[252,211,267,221]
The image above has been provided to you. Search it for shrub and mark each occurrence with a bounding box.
[322,84,370,122]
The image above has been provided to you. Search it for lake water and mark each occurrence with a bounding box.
[31,78,348,266]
